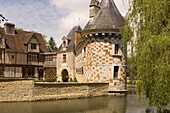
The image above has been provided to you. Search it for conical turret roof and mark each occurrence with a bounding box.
[90,0,100,7]
[84,0,124,31]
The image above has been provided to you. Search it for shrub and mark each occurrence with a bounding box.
[34,79,42,82]
[69,78,73,82]
[45,78,56,82]
[73,77,78,82]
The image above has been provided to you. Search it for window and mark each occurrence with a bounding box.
[39,55,45,62]
[45,55,53,61]
[32,54,37,61]
[84,47,86,53]
[0,51,2,60]
[115,44,119,54]
[63,54,66,63]
[63,41,66,47]
[28,54,38,61]
[114,66,119,78]
[0,38,2,43]
[0,66,4,76]
[31,43,37,49]
[11,55,14,59]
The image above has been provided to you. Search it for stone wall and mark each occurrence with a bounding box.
[32,82,109,101]
[0,79,109,102]
[0,79,34,102]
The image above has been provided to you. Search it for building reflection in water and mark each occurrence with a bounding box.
[0,95,148,113]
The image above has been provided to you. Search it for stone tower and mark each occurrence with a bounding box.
[89,0,101,22]
[82,0,126,87]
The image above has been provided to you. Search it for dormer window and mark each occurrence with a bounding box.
[31,43,37,49]
[63,41,66,47]
[62,40,68,48]
[62,37,69,49]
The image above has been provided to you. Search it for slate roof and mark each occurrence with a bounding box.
[57,26,82,54]
[0,27,48,53]
[90,0,100,7]
[84,0,125,31]
[75,40,86,56]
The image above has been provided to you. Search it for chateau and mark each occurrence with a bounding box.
[57,0,126,84]
[0,0,126,87]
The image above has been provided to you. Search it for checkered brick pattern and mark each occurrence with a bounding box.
[45,68,56,79]
[83,36,126,82]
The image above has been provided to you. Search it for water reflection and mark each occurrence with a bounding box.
[0,95,147,113]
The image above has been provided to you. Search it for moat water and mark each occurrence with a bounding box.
[0,94,148,113]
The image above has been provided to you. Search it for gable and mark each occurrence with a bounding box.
[29,37,39,44]
[28,34,40,44]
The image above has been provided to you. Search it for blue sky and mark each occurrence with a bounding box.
[0,0,129,46]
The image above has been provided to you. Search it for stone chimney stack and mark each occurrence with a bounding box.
[4,22,15,35]
[89,0,101,22]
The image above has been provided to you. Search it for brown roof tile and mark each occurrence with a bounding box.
[0,27,48,53]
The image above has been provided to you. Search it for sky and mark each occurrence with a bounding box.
[0,0,129,46]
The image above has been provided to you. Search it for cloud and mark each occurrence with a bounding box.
[0,0,129,47]
[50,0,90,45]
[0,0,66,45]
[50,0,129,46]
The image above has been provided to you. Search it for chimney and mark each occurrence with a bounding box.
[4,22,15,35]
[74,26,82,47]
[89,0,101,22]
[74,31,82,47]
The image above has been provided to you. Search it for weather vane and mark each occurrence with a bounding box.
[0,14,8,23]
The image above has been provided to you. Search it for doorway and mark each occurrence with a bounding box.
[61,69,69,82]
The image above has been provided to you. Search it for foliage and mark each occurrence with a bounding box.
[15,28,23,31]
[0,14,8,23]
[123,0,170,110]
[30,30,38,33]
[127,80,136,85]
[69,77,78,82]
[47,37,58,52]
[45,78,56,82]
[34,79,42,82]
[69,78,73,82]
[73,77,78,82]
[42,34,47,44]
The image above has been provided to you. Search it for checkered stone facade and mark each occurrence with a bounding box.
[81,35,126,83]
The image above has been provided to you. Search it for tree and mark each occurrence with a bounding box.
[123,0,170,111]
[0,14,8,23]
[47,37,57,52]
[42,34,47,45]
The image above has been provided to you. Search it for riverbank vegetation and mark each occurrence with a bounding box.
[123,0,170,111]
